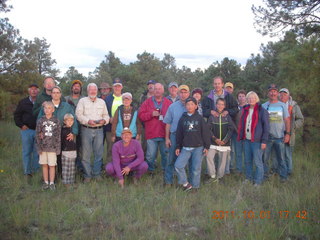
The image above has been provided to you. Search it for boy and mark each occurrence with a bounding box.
[36,101,61,190]
[61,113,77,187]
[174,97,210,191]
[206,98,234,183]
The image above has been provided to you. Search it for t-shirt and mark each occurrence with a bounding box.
[262,101,289,138]
[163,100,187,133]
[112,95,123,117]
[245,108,253,140]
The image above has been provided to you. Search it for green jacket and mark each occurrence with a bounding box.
[33,90,66,117]
[288,97,304,146]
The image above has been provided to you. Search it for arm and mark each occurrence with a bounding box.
[101,101,110,125]
[201,118,211,149]
[221,115,234,144]
[175,118,184,150]
[13,100,24,128]
[138,101,153,122]
[293,104,304,130]
[75,99,90,125]
[261,108,270,144]
[111,108,119,138]
[127,141,144,169]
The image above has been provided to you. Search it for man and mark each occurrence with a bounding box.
[278,88,304,175]
[14,84,40,178]
[105,78,123,163]
[76,83,110,182]
[33,76,57,116]
[99,82,112,101]
[105,127,148,188]
[65,79,83,109]
[140,80,156,105]
[166,82,179,103]
[203,77,238,121]
[138,83,171,176]
[262,84,290,182]
[224,82,234,95]
[163,85,190,186]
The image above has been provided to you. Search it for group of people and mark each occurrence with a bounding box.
[13,75,304,191]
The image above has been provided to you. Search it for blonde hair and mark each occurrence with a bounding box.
[63,113,74,121]
[42,101,54,108]
[52,86,62,93]
[246,91,260,102]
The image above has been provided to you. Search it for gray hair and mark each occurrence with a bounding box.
[63,113,74,120]
[246,91,260,103]
[87,83,98,91]
[42,101,54,108]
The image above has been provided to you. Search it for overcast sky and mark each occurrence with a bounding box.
[6,0,276,76]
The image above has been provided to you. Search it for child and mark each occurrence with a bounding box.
[111,92,142,142]
[36,101,61,190]
[61,113,77,187]
[206,98,234,183]
[174,97,210,191]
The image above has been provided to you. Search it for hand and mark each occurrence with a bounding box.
[118,179,124,188]
[21,125,28,130]
[221,111,228,117]
[152,111,160,117]
[88,120,96,126]
[111,136,116,142]
[215,139,222,145]
[220,141,225,145]
[175,149,180,156]
[284,134,290,144]
[121,166,131,176]
[66,133,74,141]
[99,119,106,125]
[261,143,267,150]
[211,110,219,117]
[136,134,140,141]
[203,149,208,156]
[165,138,171,148]
[109,117,113,124]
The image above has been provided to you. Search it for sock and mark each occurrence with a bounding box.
[50,182,54,185]
[45,181,49,184]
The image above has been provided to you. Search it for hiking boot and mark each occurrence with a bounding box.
[182,183,193,192]
[42,182,49,190]
[204,175,218,184]
[49,184,56,191]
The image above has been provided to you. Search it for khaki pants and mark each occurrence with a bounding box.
[206,149,229,179]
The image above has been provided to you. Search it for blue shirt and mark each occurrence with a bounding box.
[163,100,187,133]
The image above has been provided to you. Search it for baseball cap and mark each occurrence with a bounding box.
[99,82,111,89]
[122,92,132,100]
[147,80,156,85]
[71,79,83,87]
[168,82,178,88]
[225,82,234,89]
[29,83,39,88]
[122,127,132,135]
[113,78,123,86]
[185,97,197,105]
[279,88,290,94]
[191,88,203,96]
[268,84,278,91]
[178,85,190,92]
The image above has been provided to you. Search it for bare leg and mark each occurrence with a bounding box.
[49,166,55,183]
[42,164,49,182]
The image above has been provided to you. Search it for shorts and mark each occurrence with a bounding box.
[39,152,57,166]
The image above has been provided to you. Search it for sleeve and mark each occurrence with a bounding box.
[222,115,234,144]
[163,105,173,124]
[201,118,211,149]
[293,104,304,130]
[136,113,143,135]
[138,100,153,122]
[202,97,213,118]
[127,141,144,169]
[101,101,110,125]
[261,108,270,144]
[112,143,123,180]
[13,100,24,128]
[283,104,289,119]
[111,108,119,138]
[208,116,217,141]
[175,117,184,150]
[75,99,89,125]
[226,94,239,118]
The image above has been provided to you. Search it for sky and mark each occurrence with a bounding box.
[6,0,276,76]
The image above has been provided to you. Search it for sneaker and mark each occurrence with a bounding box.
[49,183,56,191]
[182,183,193,192]
[42,182,49,190]
[204,176,218,184]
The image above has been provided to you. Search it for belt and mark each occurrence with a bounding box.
[82,125,103,129]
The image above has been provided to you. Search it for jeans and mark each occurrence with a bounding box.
[81,126,104,178]
[234,135,244,173]
[165,132,177,184]
[175,146,204,188]
[244,140,264,184]
[271,144,293,175]
[146,138,168,172]
[20,129,39,175]
[263,136,287,180]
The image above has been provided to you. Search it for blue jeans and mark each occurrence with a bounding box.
[244,140,264,184]
[81,126,104,178]
[165,132,177,184]
[146,138,168,172]
[20,129,39,175]
[263,136,287,180]
[271,144,293,175]
[175,146,204,188]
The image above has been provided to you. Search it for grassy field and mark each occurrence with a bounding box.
[0,121,319,240]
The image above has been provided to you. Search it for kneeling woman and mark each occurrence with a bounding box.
[238,91,270,186]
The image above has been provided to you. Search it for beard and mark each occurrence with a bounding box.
[72,89,80,94]
[89,94,97,99]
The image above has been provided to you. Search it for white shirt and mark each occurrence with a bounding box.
[246,108,254,140]
[76,97,110,126]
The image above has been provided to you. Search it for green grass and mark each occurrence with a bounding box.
[0,121,319,240]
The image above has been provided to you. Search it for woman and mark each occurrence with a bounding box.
[238,91,269,186]
[38,86,78,175]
